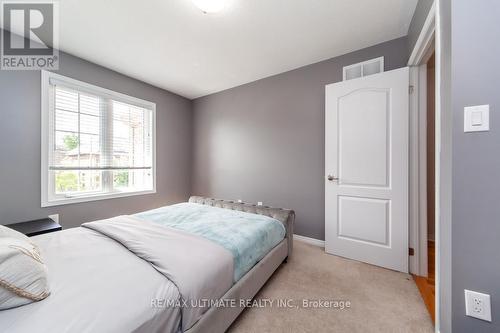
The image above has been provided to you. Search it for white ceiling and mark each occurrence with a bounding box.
[56,0,417,99]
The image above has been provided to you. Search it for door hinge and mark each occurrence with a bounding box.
[409,247,415,256]
[409,85,415,94]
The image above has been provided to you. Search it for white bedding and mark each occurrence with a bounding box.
[0,207,282,333]
[0,227,182,333]
[82,215,234,331]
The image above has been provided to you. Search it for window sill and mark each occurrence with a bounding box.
[41,189,156,207]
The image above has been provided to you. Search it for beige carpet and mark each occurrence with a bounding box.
[228,241,433,333]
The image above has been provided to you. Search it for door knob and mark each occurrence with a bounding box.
[327,175,338,181]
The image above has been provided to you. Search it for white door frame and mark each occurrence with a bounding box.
[408,0,436,279]
[407,1,441,332]
[409,62,430,278]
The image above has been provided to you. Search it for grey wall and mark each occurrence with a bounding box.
[407,0,434,54]
[0,50,193,228]
[451,1,500,332]
[191,37,409,240]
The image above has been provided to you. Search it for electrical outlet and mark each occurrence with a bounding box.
[48,214,59,224]
[465,289,492,322]
[257,201,263,206]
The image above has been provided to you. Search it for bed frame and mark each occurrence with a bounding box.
[186,196,295,333]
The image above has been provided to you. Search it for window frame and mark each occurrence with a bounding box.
[41,70,157,207]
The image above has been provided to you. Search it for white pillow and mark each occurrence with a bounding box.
[0,225,50,310]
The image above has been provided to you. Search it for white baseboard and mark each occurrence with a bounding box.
[293,234,325,247]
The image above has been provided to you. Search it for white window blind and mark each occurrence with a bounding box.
[41,71,156,207]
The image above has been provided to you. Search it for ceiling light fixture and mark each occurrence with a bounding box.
[192,0,228,14]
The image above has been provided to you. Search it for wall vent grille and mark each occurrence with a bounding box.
[343,57,384,81]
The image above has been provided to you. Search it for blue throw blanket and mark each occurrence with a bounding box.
[135,203,286,281]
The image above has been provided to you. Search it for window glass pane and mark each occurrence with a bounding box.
[54,170,79,193]
[113,121,130,153]
[80,114,99,135]
[54,131,80,167]
[78,170,102,192]
[79,133,100,154]
[113,170,130,188]
[53,87,103,170]
[113,152,129,168]
[55,131,79,151]
[112,169,152,192]
[131,169,153,190]
[80,94,100,116]
[112,100,151,170]
[55,109,78,132]
[55,88,78,112]
[54,170,102,195]
[79,134,100,167]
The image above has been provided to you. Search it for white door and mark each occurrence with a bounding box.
[325,67,409,273]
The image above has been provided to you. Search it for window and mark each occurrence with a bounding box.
[41,71,156,207]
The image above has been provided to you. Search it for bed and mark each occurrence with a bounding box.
[0,196,294,333]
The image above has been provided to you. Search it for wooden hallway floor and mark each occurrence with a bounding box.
[413,241,435,323]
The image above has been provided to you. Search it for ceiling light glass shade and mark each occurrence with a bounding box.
[192,0,227,13]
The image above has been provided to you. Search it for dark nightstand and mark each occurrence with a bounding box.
[5,218,62,237]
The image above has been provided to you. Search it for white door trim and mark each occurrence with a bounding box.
[408,1,440,332]
[409,65,429,277]
[408,1,436,277]
[417,64,429,277]
[408,1,436,65]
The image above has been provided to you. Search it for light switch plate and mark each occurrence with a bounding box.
[465,289,492,322]
[464,105,489,132]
